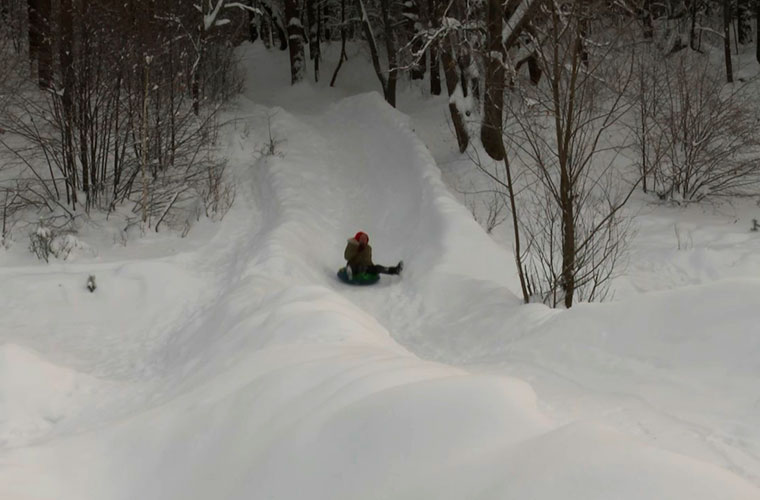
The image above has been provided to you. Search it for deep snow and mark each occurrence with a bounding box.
[0,42,759,499]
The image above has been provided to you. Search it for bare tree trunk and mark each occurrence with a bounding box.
[440,42,468,151]
[502,153,530,304]
[757,0,760,63]
[738,0,753,44]
[306,0,321,81]
[379,0,398,106]
[141,60,150,224]
[27,0,39,71]
[429,43,441,95]
[330,0,348,87]
[405,0,425,80]
[192,14,204,116]
[28,0,52,87]
[554,5,577,308]
[724,0,733,83]
[690,0,698,50]
[428,0,441,95]
[559,167,576,308]
[247,0,259,42]
[641,0,653,38]
[434,0,468,151]
[59,0,75,207]
[261,2,288,50]
[481,0,505,160]
[315,0,322,80]
[357,0,395,105]
[285,0,306,83]
[60,0,74,115]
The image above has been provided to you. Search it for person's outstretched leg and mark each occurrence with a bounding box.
[369,261,403,275]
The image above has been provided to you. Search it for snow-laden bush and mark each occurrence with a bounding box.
[29,224,91,262]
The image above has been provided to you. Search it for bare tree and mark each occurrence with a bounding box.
[502,2,637,308]
[638,51,760,202]
[627,43,668,195]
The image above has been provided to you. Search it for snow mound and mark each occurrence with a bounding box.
[0,344,100,448]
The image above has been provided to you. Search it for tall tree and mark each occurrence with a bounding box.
[285,0,306,83]
[27,0,52,87]
[723,0,733,83]
[480,0,505,160]
[756,0,760,63]
[427,0,441,95]
[307,0,321,81]
[481,0,544,160]
[738,0,752,44]
[404,0,425,80]
[379,0,398,106]
[329,0,349,86]
[356,0,397,105]
[504,0,636,307]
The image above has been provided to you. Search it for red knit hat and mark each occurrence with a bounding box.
[354,231,369,244]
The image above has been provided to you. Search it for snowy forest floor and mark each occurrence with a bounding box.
[1,42,759,499]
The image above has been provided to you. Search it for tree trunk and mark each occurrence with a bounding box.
[27,0,39,70]
[440,40,469,152]
[262,3,288,50]
[428,0,441,95]
[59,0,74,114]
[28,0,52,87]
[560,167,576,308]
[404,0,425,80]
[315,0,322,81]
[435,0,469,151]
[738,0,753,44]
[481,0,505,160]
[429,45,441,95]
[641,0,653,38]
[689,0,698,50]
[193,24,203,115]
[323,1,331,39]
[59,0,75,207]
[307,0,318,61]
[357,0,389,98]
[724,0,733,83]
[285,0,306,83]
[247,0,259,42]
[757,0,760,63]
[379,0,398,106]
[502,153,531,304]
[330,0,348,86]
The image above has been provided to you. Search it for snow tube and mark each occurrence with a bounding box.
[337,267,380,286]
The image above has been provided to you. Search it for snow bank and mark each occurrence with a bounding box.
[0,344,103,448]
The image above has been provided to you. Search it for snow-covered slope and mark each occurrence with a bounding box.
[1,43,758,499]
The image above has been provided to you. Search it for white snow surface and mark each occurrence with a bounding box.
[1,43,759,499]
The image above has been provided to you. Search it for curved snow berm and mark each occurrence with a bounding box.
[1,88,758,500]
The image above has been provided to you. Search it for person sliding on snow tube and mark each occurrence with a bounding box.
[343,231,403,281]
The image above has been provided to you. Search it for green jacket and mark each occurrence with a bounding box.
[344,239,373,273]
